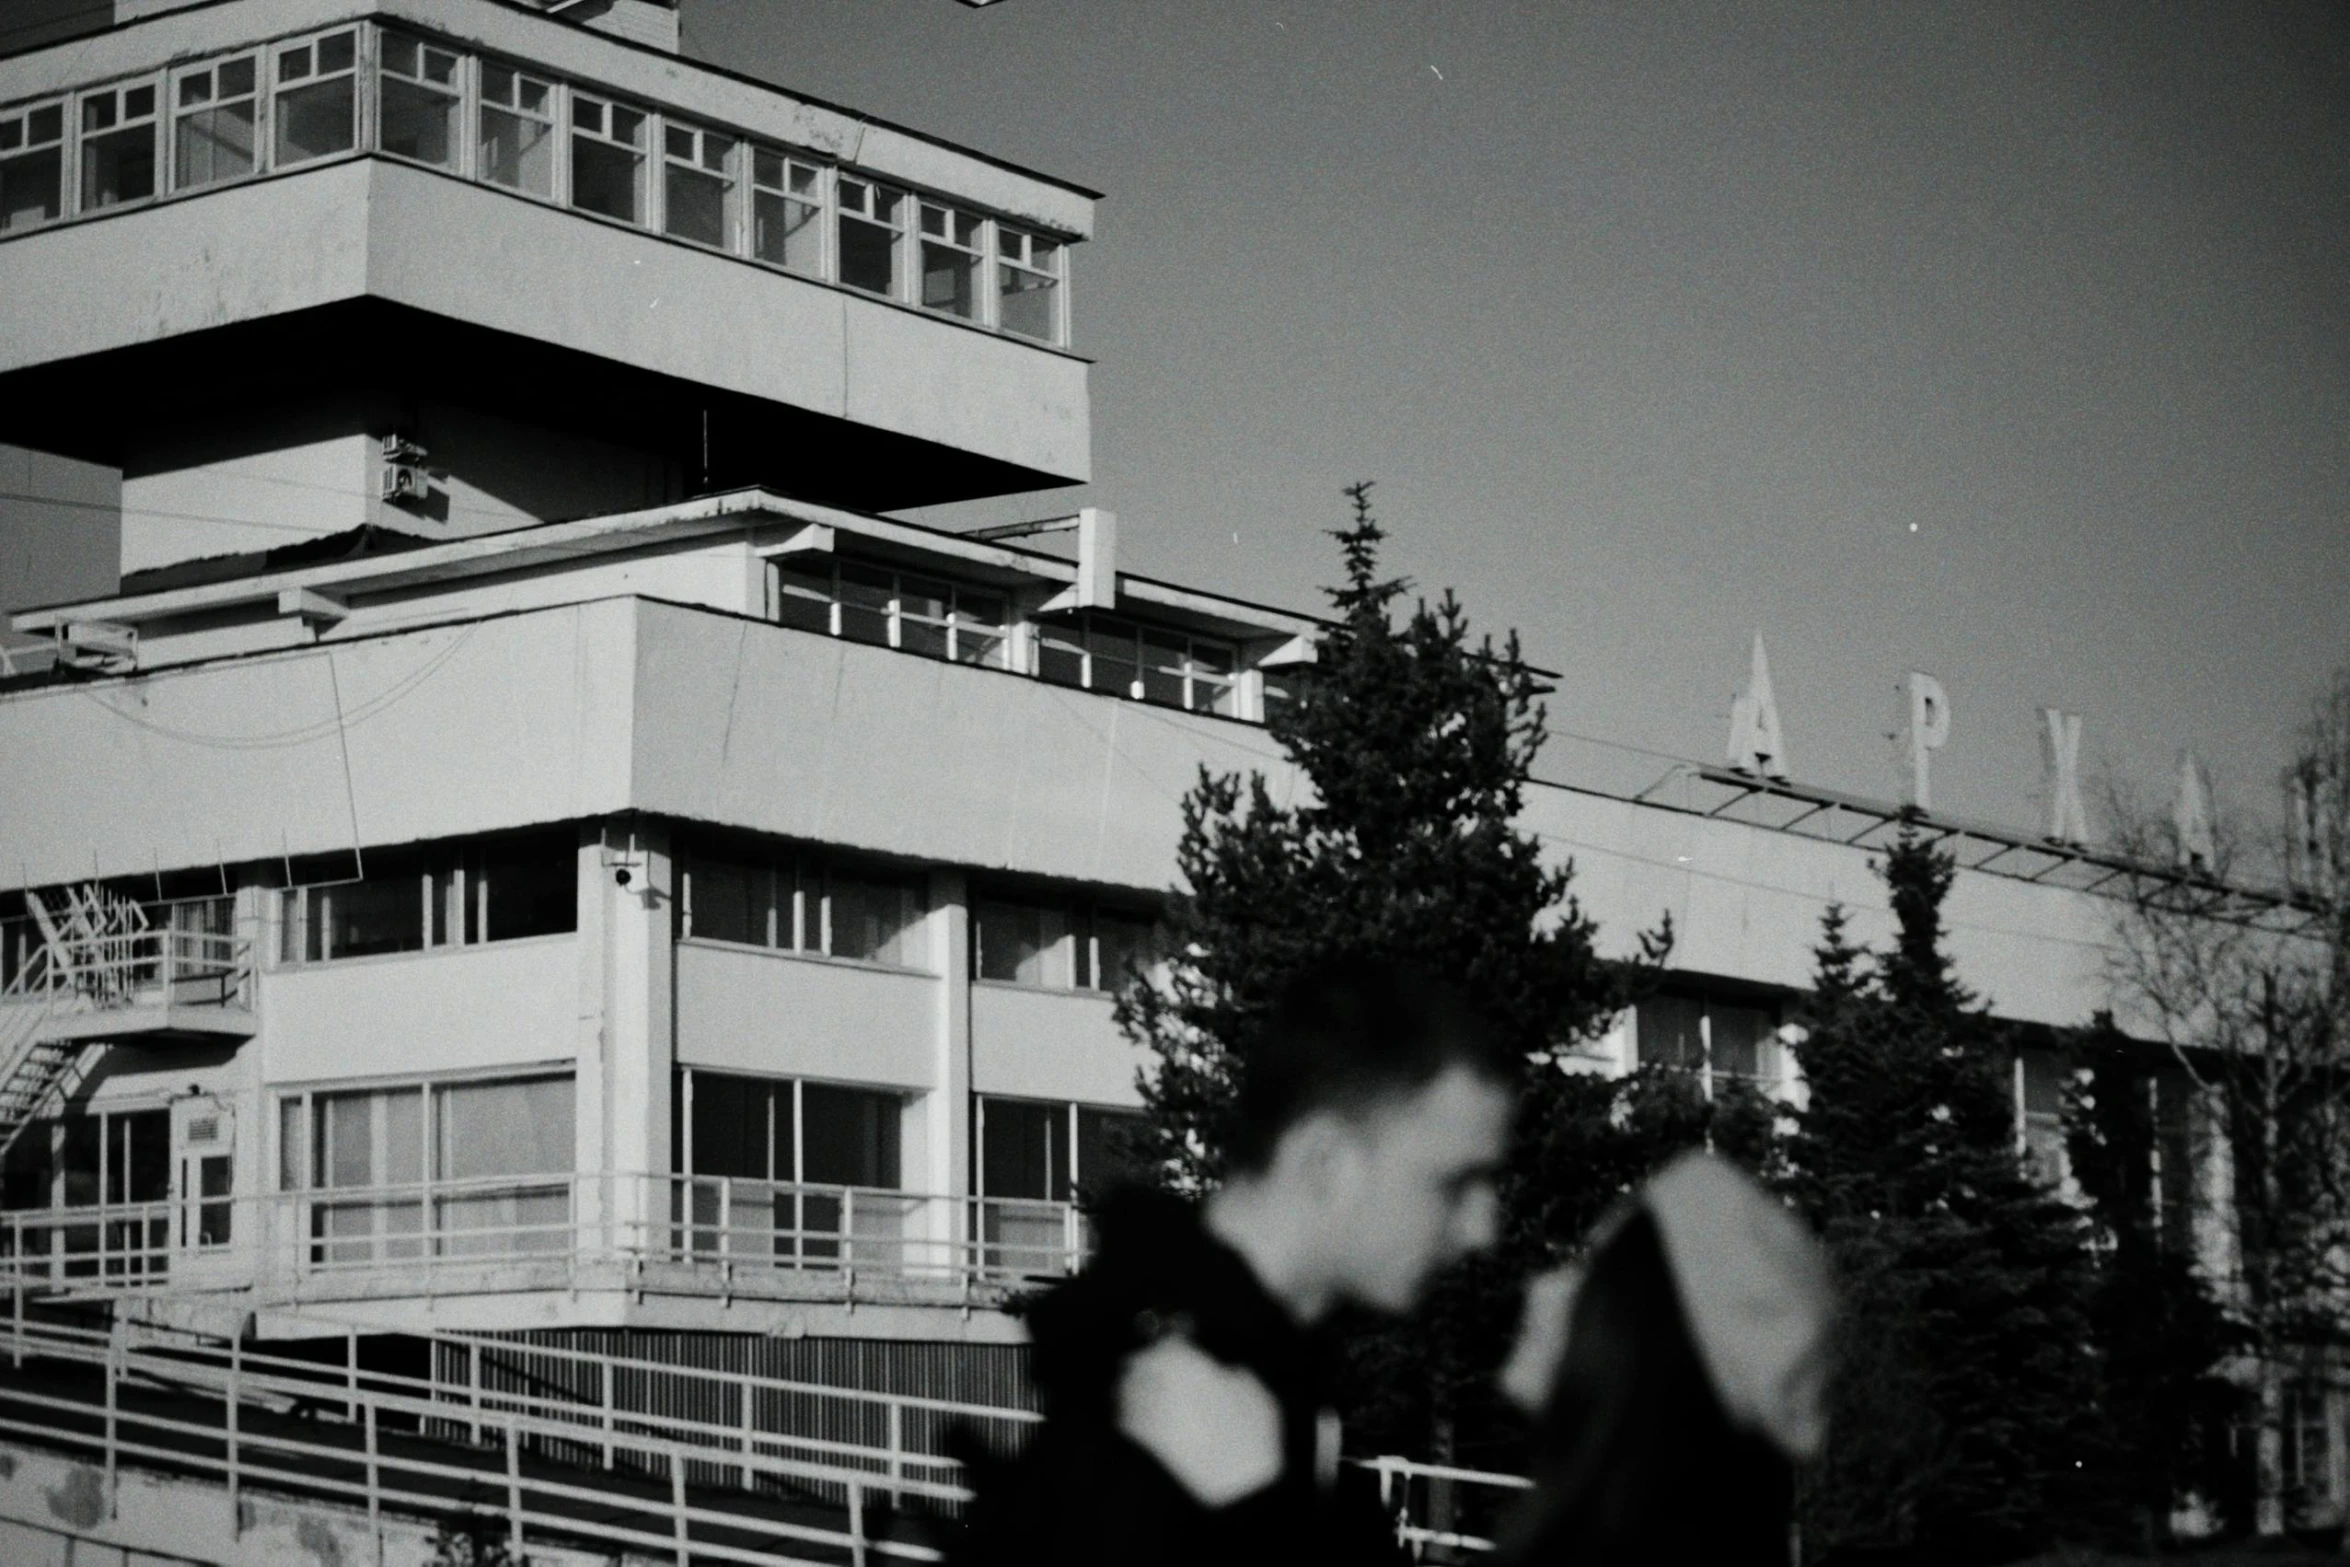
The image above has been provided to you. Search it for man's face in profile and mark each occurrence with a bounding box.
[1325,1063,1513,1314]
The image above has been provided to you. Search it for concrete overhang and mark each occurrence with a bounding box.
[0,159,1091,506]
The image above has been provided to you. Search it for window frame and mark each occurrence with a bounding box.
[168,50,263,195]
[0,98,67,234]
[749,144,826,276]
[567,88,649,227]
[836,173,907,300]
[658,116,737,252]
[476,54,561,201]
[995,223,1066,346]
[915,196,984,322]
[75,75,163,216]
[676,841,931,973]
[376,28,467,175]
[269,25,361,172]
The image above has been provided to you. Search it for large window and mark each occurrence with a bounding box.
[1634,991,1780,1093]
[672,1069,904,1263]
[378,32,461,169]
[479,62,556,197]
[279,829,575,964]
[570,92,647,224]
[79,82,158,211]
[0,102,64,232]
[1038,612,1239,716]
[975,1097,1140,1205]
[2,1107,171,1279]
[662,121,734,250]
[974,892,1159,993]
[172,55,258,191]
[751,148,822,273]
[772,558,1011,670]
[677,839,928,970]
[997,226,1062,343]
[272,29,357,168]
[918,198,981,319]
[837,176,903,296]
[278,1073,574,1265]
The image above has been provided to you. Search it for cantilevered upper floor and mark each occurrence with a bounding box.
[0,0,1097,573]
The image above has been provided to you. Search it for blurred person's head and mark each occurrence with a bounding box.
[1498,1153,1833,1567]
[1207,956,1515,1320]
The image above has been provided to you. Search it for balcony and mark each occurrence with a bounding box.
[10,924,256,1044]
[0,1173,1089,1314]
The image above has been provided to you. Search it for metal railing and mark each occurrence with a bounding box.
[0,1299,965,1566]
[1356,1455,1533,1557]
[12,923,252,1012]
[0,1172,1089,1305]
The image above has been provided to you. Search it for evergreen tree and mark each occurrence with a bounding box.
[1784,834,2115,1563]
[2063,1015,2244,1547]
[1116,483,1669,1468]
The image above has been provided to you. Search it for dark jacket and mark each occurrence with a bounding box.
[951,1186,1406,1567]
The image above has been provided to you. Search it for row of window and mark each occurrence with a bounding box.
[0,25,1072,347]
[974,895,1160,994]
[677,838,1165,992]
[772,557,1255,720]
[278,830,575,964]
[676,847,929,969]
[675,1068,1142,1205]
[1,1105,232,1268]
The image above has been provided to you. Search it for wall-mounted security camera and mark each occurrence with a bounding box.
[615,866,634,887]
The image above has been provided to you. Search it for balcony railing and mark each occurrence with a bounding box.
[9,924,251,1013]
[0,1173,1088,1306]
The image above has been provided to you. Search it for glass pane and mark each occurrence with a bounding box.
[664,162,729,248]
[802,1085,900,1190]
[279,1099,305,1191]
[1636,995,1705,1072]
[81,124,155,208]
[380,76,456,166]
[1090,911,1157,993]
[898,577,950,659]
[773,561,833,633]
[274,75,354,166]
[572,136,642,222]
[175,101,255,189]
[118,1111,168,1204]
[828,875,922,966]
[437,1077,574,1180]
[921,241,976,317]
[836,565,893,647]
[981,1098,1061,1201]
[1141,633,1188,708]
[1087,623,1138,698]
[976,901,1045,984]
[480,831,576,940]
[1075,1107,1143,1199]
[688,1072,768,1179]
[687,856,766,945]
[480,106,553,195]
[321,871,426,960]
[321,1093,373,1189]
[1,1123,51,1212]
[999,267,1058,342]
[839,214,896,294]
[60,1117,100,1207]
[383,1088,423,1185]
[753,189,820,272]
[0,146,63,230]
[1037,626,1084,688]
[1709,1003,1767,1080]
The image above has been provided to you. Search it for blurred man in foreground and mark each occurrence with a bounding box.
[952,957,1515,1566]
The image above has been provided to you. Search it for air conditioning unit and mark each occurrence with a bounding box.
[380,435,430,506]
[381,461,428,503]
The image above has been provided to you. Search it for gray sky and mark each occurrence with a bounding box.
[697,0,2349,846]
[3,3,2339,858]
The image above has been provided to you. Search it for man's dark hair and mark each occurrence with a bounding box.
[1223,955,1512,1175]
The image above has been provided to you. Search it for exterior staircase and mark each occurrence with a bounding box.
[0,885,253,1164]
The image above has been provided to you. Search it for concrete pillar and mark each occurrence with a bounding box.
[577,818,674,1257]
[927,869,973,1251]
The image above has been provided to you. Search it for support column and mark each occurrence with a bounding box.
[928,870,973,1261]
[578,818,674,1264]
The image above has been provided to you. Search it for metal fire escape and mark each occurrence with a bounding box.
[0,887,256,1162]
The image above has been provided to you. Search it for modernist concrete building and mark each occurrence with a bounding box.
[0,0,2335,1550]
